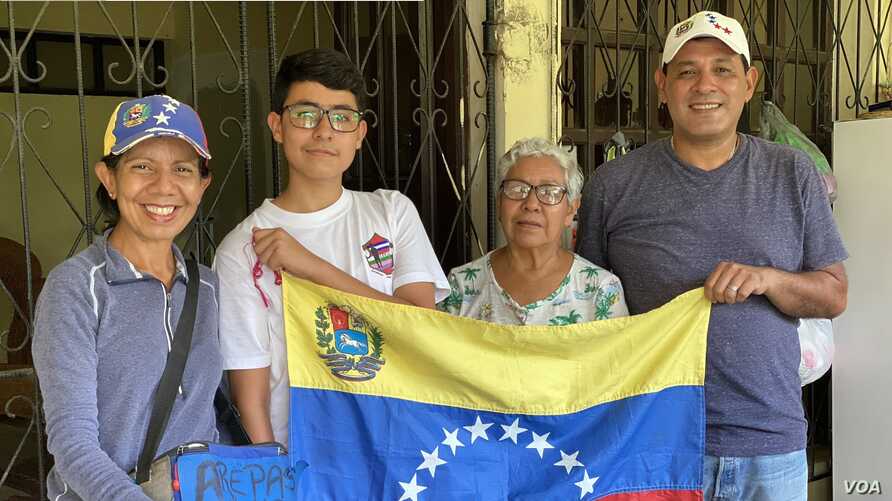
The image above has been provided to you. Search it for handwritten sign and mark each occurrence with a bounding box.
[176,454,307,501]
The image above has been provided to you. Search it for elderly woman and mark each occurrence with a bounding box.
[32,95,219,500]
[439,137,628,324]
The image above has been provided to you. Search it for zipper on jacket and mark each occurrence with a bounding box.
[162,285,183,395]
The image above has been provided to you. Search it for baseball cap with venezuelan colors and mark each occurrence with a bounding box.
[103,94,211,160]
[662,11,750,66]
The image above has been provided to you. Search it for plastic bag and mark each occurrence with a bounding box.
[759,101,837,202]
[798,318,834,386]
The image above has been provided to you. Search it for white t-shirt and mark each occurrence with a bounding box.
[214,189,450,445]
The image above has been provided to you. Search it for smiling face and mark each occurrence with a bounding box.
[267,81,367,185]
[655,37,758,144]
[95,136,210,247]
[498,156,578,251]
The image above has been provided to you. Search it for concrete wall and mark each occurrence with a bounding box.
[487,0,561,247]
[492,0,560,147]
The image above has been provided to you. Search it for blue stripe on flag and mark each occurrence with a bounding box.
[289,385,703,500]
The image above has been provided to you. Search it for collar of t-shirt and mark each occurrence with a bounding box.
[662,133,751,182]
[259,189,354,229]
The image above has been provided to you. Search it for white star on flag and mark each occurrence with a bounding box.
[153,112,170,125]
[464,416,493,444]
[554,450,584,474]
[574,470,599,499]
[416,447,447,478]
[398,474,427,501]
[441,428,464,456]
[162,102,178,113]
[526,431,554,458]
[499,418,528,444]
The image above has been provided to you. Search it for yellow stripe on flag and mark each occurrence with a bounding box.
[284,275,709,415]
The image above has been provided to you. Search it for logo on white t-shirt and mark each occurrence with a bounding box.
[362,233,394,276]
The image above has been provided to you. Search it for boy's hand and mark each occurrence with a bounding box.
[252,227,319,279]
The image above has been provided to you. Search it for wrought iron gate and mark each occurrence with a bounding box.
[0,1,490,498]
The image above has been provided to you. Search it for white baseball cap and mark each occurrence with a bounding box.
[662,11,750,66]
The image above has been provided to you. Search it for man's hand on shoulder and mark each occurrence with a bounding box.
[704,261,772,304]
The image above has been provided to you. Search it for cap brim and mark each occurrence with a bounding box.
[111,129,212,160]
[662,33,750,66]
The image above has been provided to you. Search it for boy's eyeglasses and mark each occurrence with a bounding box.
[500,179,568,205]
[281,103,363,132]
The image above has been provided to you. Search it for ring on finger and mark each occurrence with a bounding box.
[727,285,739,294]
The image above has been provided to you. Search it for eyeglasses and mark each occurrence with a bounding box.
[281,103,364,132]
[499,179,569,205]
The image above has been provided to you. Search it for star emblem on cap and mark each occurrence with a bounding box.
[153,112,170,125]
[162,102,178,114]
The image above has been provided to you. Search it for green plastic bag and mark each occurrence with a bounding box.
[759,101,837,201]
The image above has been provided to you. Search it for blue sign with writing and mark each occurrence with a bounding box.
[173,444,307,501]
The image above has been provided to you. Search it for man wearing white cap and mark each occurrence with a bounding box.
[577,11,848,499]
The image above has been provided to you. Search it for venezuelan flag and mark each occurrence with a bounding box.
[284,276,708,501]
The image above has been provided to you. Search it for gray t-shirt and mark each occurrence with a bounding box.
[576,135,847,456]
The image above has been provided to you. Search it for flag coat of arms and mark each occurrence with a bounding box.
[284,276,709,500]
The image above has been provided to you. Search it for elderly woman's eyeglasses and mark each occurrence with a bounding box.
[281,103,363,132]
[500,179,568,205]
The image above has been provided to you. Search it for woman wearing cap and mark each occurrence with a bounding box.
[32,95,219,500]
[439,137,628,325]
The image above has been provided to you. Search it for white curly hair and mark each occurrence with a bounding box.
[496,137,583,202]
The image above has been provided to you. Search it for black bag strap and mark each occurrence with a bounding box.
[136,257,200,483]
[214,386,253,446]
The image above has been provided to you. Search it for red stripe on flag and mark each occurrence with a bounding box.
[596,490,702,501]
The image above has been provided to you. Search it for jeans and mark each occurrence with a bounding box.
[703,449,807,500]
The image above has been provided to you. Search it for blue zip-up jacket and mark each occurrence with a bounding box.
[32,234,222,500]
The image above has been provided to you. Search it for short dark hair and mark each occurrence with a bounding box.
[96,152,209,228]
[661,54,750,75]
[272,48,366,113]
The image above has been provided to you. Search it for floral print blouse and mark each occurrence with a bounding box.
[438,251,629,325]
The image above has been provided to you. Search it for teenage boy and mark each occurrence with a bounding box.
[215,48,450,445]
